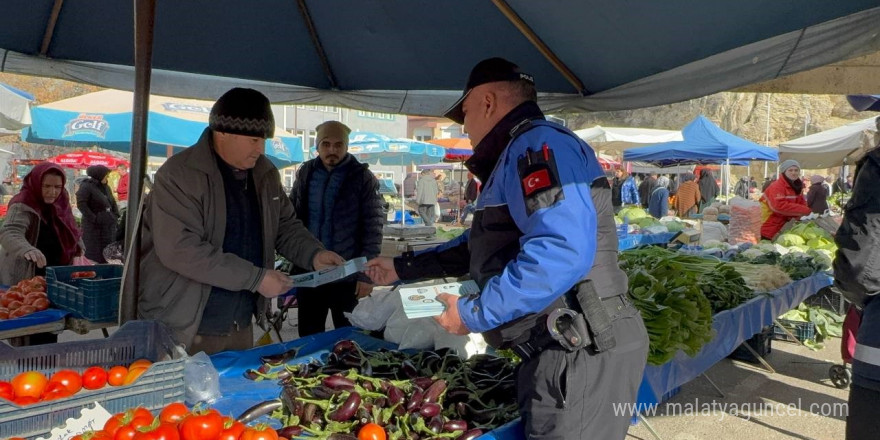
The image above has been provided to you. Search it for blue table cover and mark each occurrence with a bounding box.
[210,273,831,439]
[618,232,678,251]
[0,308,68,332]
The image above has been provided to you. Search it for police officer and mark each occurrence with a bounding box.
[365,58,648,439]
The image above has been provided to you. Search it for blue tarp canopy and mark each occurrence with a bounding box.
[847,95,880,112]
[0,3,878,116]
[623,116,778,167]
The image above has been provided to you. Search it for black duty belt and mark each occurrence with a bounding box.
[511,292,634,361]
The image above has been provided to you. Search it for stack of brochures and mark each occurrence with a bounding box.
[290,257,367,288]
[398,280,480,319]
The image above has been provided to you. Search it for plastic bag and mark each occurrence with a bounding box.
[72,255,95,266]
[700,221,728,244]
[184,351,221,405]
[728,197,762,244]
[344,290,398,331]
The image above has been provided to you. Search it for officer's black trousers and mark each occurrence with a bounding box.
[517,304,649,439]
[847,383,880,439]
[296,279,358,337]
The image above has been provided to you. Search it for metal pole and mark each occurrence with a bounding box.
[120,0,156,324]
[764,94,771,180]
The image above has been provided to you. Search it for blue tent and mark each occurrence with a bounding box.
[623,116,778,167]
[846,95,880,112]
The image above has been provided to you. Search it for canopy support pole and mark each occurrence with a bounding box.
[491,0,589,95]
[295,0,338,89]
[39,0,64,56]
[120,0,156,325]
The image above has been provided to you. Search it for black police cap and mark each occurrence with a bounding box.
[443,57,535,125]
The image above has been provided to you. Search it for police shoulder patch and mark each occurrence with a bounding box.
[516,143,564,216]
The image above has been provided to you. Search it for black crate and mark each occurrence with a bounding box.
[728,326,773,364]
[804,286,846,315]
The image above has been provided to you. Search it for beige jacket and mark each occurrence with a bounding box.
[137,129,323,347]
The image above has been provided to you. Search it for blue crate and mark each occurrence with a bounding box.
[0,320,186,440]
[46,264,122,321]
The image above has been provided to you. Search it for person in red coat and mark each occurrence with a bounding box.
[760,159,811,240]
[114,164,129,203]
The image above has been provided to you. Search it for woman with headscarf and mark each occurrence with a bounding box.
[648,176,670,219]
[0,163,83,285]
[675,172,701,218]
[698,169,719,210]
[760,160,811,240]
[806,174,830,214]
[76,165,119,263]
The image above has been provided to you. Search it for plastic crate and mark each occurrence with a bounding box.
[773,319,817,343]
[728,326,773,363]
[805,286,846,315]
[46,264,123,321]
[0,320,186,440]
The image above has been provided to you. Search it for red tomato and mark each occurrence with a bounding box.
[133,423,181,440]
[41,382,74,401]
[179,411,224,440]
[240,426,279,440]
[107,365,129,387]
[0,381,13,400]
[0,308,9,319]
[113,409,154,440]
[4,291,24,303]
[218,419,245,440]
[7,300,23,311]
[158,402,190,424]
[82,366,109,390]
[49,369,83,394]
[358,423,387,440]
[32,297,51,311]
[13,395,40,405]
[11,371,48,399]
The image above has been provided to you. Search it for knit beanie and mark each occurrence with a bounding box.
[316,121,351,147]
[811,174,825,184]
[778,159,800,174]
[209,88,275,139]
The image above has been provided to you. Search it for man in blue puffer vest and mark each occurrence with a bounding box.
[290,121,385,336]
[365,58,648,439]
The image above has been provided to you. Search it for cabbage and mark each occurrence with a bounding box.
[614,216,623,225]
[739,248,765,260]
[775,233,805,247]
[808,249,832,271]
[633,217,661,228]
[702,240,726,249]
[620,207,648,221]
[806,237,831,250]
[662,220,685,232]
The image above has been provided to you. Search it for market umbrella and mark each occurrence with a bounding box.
[48,151,129,169]
[23,89,303,168]
[0,82,33,134]
[312,132,445,225]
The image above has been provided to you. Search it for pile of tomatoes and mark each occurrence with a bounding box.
[0,359,153,406]
[0,275,50,320]
[68,403,284,440]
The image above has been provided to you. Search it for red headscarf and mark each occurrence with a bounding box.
[8,162,81,264]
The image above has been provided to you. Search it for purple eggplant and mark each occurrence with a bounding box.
[405,389,424,413]
[276,426,303,438]
[260,347,300,365]
[422,379,447,404]
[327,434,358,440]
[303,402,317,424]
[412,376,434,390]
[456,429,484,440]
[386,385,405,408]
[332,339,360,356]
[329,392,361,421]
[443,420,468,432]
[236,399,282,424]
[419,402,441,418]
[323,375,356,391]
[428,416,443,434]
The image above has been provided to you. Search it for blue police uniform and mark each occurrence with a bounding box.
[394,101,648,439]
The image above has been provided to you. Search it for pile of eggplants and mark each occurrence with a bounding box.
[238,339,519,440]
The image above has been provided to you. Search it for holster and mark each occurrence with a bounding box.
[574,280,617,352]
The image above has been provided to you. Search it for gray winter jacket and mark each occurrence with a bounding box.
[137,129,324,347]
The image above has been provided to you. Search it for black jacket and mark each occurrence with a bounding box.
[76,178,119,263]
[834,146,880,306]
[289,157,384,264]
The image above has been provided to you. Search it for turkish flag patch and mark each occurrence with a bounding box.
[522,168,552,196]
